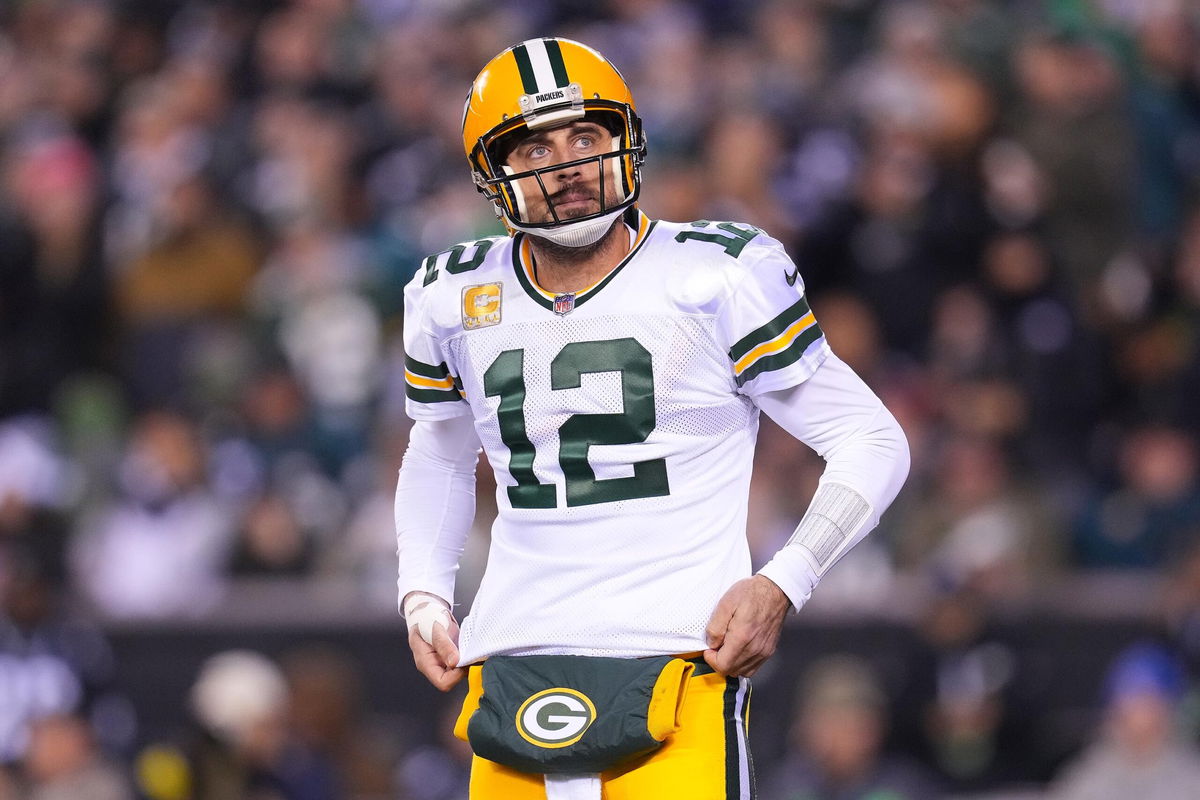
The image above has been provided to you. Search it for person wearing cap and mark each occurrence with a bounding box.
[760,655,942,800]
[1049,642,1200,800]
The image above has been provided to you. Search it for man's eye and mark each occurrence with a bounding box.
[575,136,595,148]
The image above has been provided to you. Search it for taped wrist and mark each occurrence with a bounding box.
[404,593,452,645]
[759,483,874,609]
[787,482,872,572]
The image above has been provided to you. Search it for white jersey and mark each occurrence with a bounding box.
[400,210,831,663]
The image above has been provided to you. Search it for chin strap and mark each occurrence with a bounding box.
[508,207,626,248]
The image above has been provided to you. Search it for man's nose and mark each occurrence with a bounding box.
[551,152,582,179]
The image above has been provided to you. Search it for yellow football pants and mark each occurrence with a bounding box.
[464,669,754,799]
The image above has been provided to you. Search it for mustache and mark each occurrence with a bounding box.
[550,186,597,204]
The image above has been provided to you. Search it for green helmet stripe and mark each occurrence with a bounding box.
[544,38,570,88]
[512,44,538,94]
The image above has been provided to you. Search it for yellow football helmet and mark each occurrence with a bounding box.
[462,37,646,246]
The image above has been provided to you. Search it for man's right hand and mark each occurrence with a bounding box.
[403,593,464,691]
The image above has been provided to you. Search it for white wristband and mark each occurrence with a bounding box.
[403,593,452,645]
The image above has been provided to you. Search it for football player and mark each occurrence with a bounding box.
[396,37,910,800]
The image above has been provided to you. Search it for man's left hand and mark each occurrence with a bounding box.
[703,575,791,677]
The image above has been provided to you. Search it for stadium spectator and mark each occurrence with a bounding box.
[282,646,401,800]
[229,492,316,578]
[897,435,1061,596]
[1073,425,1200,568]
[180,650,337,800]
[0,552,125,767]
[20,714,132,800]
[0,130,108,417]
[1123,2,1200,240]
[0,419,72,587]
[759,654,942,800]
[70,411,235,618]
[1048,642,1200,800]
[250,218,383,477]
[916,587,1042,792]
[114,171,260,409]
[1009,30,1134,311]
[396,690,472,800]
[976,230,1104,475]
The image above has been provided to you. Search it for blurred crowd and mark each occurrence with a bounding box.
[1,0,1200,797]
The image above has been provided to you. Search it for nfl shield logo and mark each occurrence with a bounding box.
[553,293,576,316]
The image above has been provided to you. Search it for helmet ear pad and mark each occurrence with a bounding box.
[609,138,630,205]
[500,165,531,223]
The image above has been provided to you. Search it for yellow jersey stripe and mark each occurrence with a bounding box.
[733,312,816,375]
[406,370,456,390]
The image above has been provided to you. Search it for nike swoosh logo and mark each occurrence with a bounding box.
[784,266,799,286]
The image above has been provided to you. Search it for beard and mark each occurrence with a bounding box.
[525,179,626,259]
[529,214,625,261]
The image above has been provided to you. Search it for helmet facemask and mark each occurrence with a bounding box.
[470,103,646,248]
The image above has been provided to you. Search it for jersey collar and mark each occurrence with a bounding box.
[511,209,656,311]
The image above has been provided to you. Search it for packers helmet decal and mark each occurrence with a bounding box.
[462,37,646,245]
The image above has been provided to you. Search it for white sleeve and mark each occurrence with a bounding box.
[402,269,470,421]
[710,230,831,395]
[753,352,910,609]
[395,415,482,613]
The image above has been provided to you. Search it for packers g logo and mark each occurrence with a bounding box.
[515,688,596,748]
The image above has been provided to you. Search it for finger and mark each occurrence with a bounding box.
[704,626,743,675]
[412,641,464,691]
[708,645,762,678]
[727,638,768,677]
[432,623,460,669]
[735,629,782,677]
[724,652,763,678]
[408,626,463,690]
[431,665,465,692]
[720,625,770,675]
[705,594,739,649]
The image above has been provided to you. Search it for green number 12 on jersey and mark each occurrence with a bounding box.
[483,338,670,509]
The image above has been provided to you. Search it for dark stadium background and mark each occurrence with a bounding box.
[1,0,1198,798]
